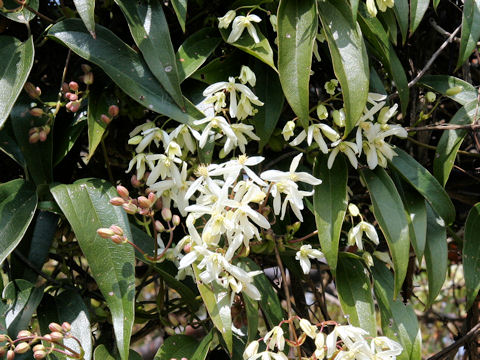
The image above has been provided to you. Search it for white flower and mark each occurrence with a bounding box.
[243,341,259,360]
[223,124,260,155]
[227,14,262,44]
[289,124,340,154]
[194,115,237,149]
[328,140,359,169]
[204,91,227,113]
[126,153,147,180]
[239,65,256,86]
[281,120,296,141]
[326,325,369,358]
[218,10,236,29]
[348,221,379,250]
[314,332,326,359]
[211,155,266,185]
[145,154,181,186]
[264,326,285,351]
[295,245,324,274]
[367,0,378,16]
[261,153,321,186]
[299,318,318,339]
[370,336,403,360]
[169,124,200,154]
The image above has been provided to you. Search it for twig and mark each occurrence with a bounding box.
[427,323,480,360]
[406,124,480,131]
[54,50,72,116]
[430,18,480,46]
[13,250,62,286]
[406,136,480,158]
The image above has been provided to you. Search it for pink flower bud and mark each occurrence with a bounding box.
[66,101,80,112]
[34,350,47,359]
[109,225,124,236]
[7,349,15,360]
[29,108,44,117]
[161,208,172,222]
[172,215,180,226]
[155,220,165,233]
[43,334,51,341]
[110,197,125,206]
[14,343,29,354]
[81,64,91,73]
[24,82,40,98]
[97,228,114,239]
[61,322,71,332]
[49,332,63,341]
[48,323,62,333]
[147,192,156,204]
[183,243,191,253]
[33,345,45,352]
[17,330,31,338]
[131,175,141,188]
[111,235,127,244]
[38,130,47,142]
[138,196,151,209]
[122,202,138,215]
[65,92,78,101]
[108,105,119,118]
[101,114,111,125]
[83,72,94,85]
[29,132,40,144]
[61,82,69,93]
[68,81,79,91]
[116,185,129,199]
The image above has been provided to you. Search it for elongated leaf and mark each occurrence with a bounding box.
[0,179,37,265]
[372,260,422,360]
[350,0,359,22]
[433,0,441,9]
[0,120,26,167]
[457,0,480,69]
[336,254,376,337]
[48,19,203,125]
[419,75,478,105]
[155,335,198,360]
[424,204,447,308]
[94,345,142,360]
[191,330,214,360]
[318,0,369,134]
[313,154,348,273]
[53,105,87,166]
[0,0,39,23]
[191,53,243,84]
[394,0,408,43]
[50,179,135,360]
[360,168,409,298]
[171,0,187,32]
[433,100,479,186]
[177,28,222,82]
[73,0,95,37]
[0,36,34,129]
[243,294,259,343]
[252,61,284,151]
[389,148,456,225]
[410,0,429,34]
[277,0,318,129]
[463,203,480,309]
[380,9,398,45]
[115,0,184,108]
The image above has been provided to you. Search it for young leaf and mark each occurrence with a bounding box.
[424,204,447,309]
[457,0,480,69]
[114,0,184,108]
[191,330,214,360]
[433,100,479,186]
[0,179,37,265]
[171,0,187,33]
[277,0,318,129]
[50,179,135,360]
[336,254,376,337]
[0,36,34,129]
[410,0,429,34]
[393,0,408,43]
[73,0,96,38]
[154,335,198,360]
[419,75,478,106]
[313,153,348,273]
[318,0,369,134]
[463,203,480,310]
[48,19,203,125]
[360,168,409,298]
[389,148,456,225]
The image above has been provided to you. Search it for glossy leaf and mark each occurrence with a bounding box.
[372,260,422,360]
[171,0,187,32]
[277,0,318,128]
[243,293,259,343]
[313,153,348,273]
[463,203,480,309]
[360,168,409,298]
[50,179,135,360]
[73,0,95,37]
[336,254,376,337]
[0,36,34,129]
[457,0,480,69]
[410,0,429,34]
[433,100,479,186]
[177,28,222,82]
[419,75,478,105]
[0,120,26,168]
[154,335,198,360]
[191,330,214,360]
[424,204,447,308]
[389,148,456,225]
[252,60,284,151]
[48,19,203,125]
[0,179,37,265]
[0,0,39,23]
[393,0,408,43]
[53,105,87,166]
[94,345,142,360]
[318,0,369,134]
[191,53,243,84]
[115,0,184,108]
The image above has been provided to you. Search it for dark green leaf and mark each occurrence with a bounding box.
[313,153,348,273]
[393,0,408,43]
[419,75,478,105]
[278,0,318,128]
[73,0,95,37]
[409,0,429,34]
[424,204,447,308]
[433,0,441,9]
[389,148,456,225]
[457,0,480,69]
[94,344,143,360]
[171,0,187,32]
[463,203,480,309]
[350,0,359,22]
[50,179,135,360]
[154,335,198,360]
[433,100,479,186]
[53,105,87,166]
[48,19,203,125]
[0,0,39,23]
[191,53,243,84]
[191,330,214,360]
[360,168,409,298]
[336,254,376,336]
[318,0,369,134]
[0,120,26,168]
[243,294,259,343]
[115,0,184,107]
[0,36,34,129]
[0,179,37,265]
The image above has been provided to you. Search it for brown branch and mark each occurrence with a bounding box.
[406,137,480,158]
[427,322,480,360]
[406,124,480,131]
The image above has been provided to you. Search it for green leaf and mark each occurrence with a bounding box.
[277,0,318,129]
[350,0,359,22]
[50,179,135,360]
[379,9,398,45]
[457,0,480,69]
[0,179,37,265]
[177,28,222,82]
[313,153,348,273]
[433,100,479,186]
[318,0,369,134]
[219,27,275,71]
[171,0,187,32]
[372,260,422,360]
[336,254,376,337]
[360,168,409,298]
[154,335,198,360]
[419,75,478,105]
[463,203,480,309]
[243,294,259,343]
[73,0,96,38]
[0,0,39,23]
[48,19,203,125]
[394,0,409,43]
[191,330,214,360]
[424,204,447,308]
[433,0,441,9]
[252,60,284,151]
[94,345,142,360]
[191,53,243,84]
[409,0,429,34]
[53,105,87,166]
[0,36,34,129]
[114,0,184,108]
[0,120,26,168]
[389,148,456,225]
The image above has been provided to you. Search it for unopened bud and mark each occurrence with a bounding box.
[101,114,111,125]
[172,215,180,226]
[138,196,151,208]
[33,345,45,352]
[425,91,436,103]
[34,350,47,359]
[14,343,29,354]
[168,314,179,327]
[24,82,41,99]
[49,332,63,341]
[147,192,156,204]
[43,334,52,341]
[183,243,191,253]
[165,326,176,336]
[68,81,79,91]
[7,349,15,360]
[81,64,91,73]
[110,225,124,236]
[108,105,119,118]
[111,235,127,244]
[65,92,78,101]
[131,175,141,188]
[446,86,463,96]
[49,323,63,333]
[155,220,165,232]
[117,185,129,199]
[83,72,94,85]
[122,202,138,215]
[17,330,31,338]
[29,108,44,117]
[128,135,143,145]
[29,132,40,144]
[61,82,70,93]
[0,334,7,342]
[38,130,47,142]
[161,208,172,222]
[97,228,114,239]
[66,101,81,112]
[110,197,125,206]
[61,322,71,332]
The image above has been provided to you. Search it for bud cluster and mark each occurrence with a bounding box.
[63,81,82,113]
[28,125,51,144]
[100,105,120,125]
[97,224,128,244]
[110,184,160,217]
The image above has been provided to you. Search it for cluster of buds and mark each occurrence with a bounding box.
[97,224,127,244]
[80,64,94,85]
[28,125,51,144]
[62,81,82,113]
[0,322,83,360]
[110,185,160,217]
[24,82,42,99]
[100,105,120,125]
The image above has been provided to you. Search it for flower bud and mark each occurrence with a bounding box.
[97,228,115,239]
[14,342,29,354]
[108,105,119,118]
[161,208,172,222]
[81,64,91,73]
[446,86,463,96]
[7,349,15,360]
[164,327,176,336]
[425,91,436,103]
[111,235,127,244]
[172,215,181,227]
[33,345,45,352]
[65,92,78,101]
[168,314,179,327]
[17,330,32,338]
[147,192,156,204]
[0,334,7,342]
[48,323,63,333]
[69,81,79,91]
[155,220,165,233]
[83,72,94,85]
[131,175,141,188]
[61,322,71,332]
[122,202,138,215]
[183,243,191,253]
[29,108,44,117]
[110,197,125,206]
[34,350,47,359]
[66,101,81,112]
[128,135,143,145]
[38,130,47,142]
[29,132,40,144]
[24,82,41,99]
[243,341,259,359]
[101,114,111,125]
[332,109,346,127]
[43,334,52,341]
[61,82,70,93]
[110,225,124,236]
[117,185,129,199]
[138,196,151,208]
[316,104,328,119]
[49,332,63,341]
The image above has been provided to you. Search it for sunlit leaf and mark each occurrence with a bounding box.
[457,0,480,69]
[73,0,95,37]
[463,203,480,309]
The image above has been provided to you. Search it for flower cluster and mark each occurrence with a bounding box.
[366,0,395,17]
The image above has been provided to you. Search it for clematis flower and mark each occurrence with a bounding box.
[328,140,359,169]
[218,10,236,29]
[295,245,324,274]
[223,124,260,156]
[281,120,296,141]
[227,14,262,44]
[239,65,256,86]
[194,115,237,149]
[348,221,379,250]
[264,326,285,351]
